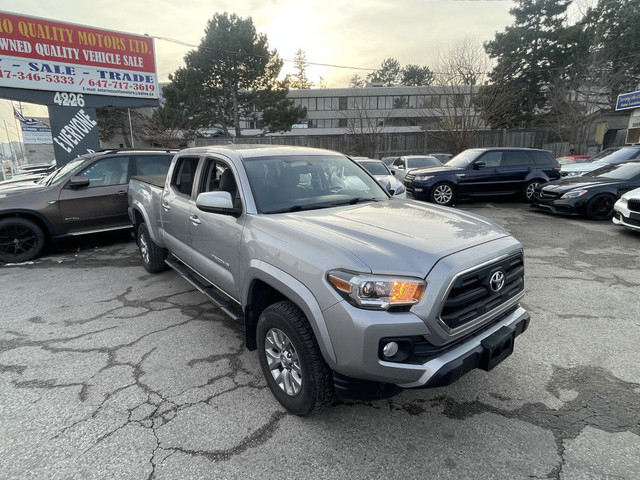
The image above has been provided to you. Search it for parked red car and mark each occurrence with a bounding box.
[556,155,592,164]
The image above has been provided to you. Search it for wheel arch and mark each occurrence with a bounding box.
[0,209,54,241]
[242,260,337,365]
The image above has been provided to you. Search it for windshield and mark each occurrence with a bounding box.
[39,156,90,186]
[446,149,483,168]
[407,156,440,168]
[586,162,640,180]
[591,148,640,165]
[360,161,390,176]
[244,154,388,214]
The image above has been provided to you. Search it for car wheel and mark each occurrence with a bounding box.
[257,300,335,416]
[523,180,541,201]
[430,182,455,206]
[137,223,167,273]
[0,217,46,263]
[585,193,617,221]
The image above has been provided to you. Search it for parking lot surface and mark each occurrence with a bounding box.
[1,201,639,479]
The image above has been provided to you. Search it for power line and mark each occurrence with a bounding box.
[152,35,376,72]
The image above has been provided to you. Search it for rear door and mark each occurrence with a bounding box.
[57,155,130,235]
[188,156,245,301]
[495,150,533,193]
[161,155,200,263]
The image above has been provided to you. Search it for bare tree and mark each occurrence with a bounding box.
[341,94,395,158]
[421,37,518,154]
[543,42,633,153]
[142,106,195,148]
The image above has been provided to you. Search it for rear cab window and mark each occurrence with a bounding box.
[170,157,200,197]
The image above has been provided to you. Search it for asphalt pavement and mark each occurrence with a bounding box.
[0,201,638,479]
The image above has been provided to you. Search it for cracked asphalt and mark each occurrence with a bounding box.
[1,202,639,479]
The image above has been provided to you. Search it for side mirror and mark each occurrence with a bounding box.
[473,161,486,170]
[196,191,242,217]
[391,170,396,176]
[378,179,394,195]
[68,176,90,188]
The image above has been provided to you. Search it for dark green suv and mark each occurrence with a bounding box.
[0,149,176,262]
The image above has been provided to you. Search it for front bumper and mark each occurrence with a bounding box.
[403,179,435,199]
[323,298,530,390]
[613,203,640,232]
[530,195,587,216]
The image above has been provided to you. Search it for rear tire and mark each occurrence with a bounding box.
[585,193,617,221]
[257,300,335,416]
[0,217,45,263]
[137,223,167,273]
[522,180,541,202]
[430,182,455,206]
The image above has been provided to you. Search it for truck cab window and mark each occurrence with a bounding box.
[200,158,241,209]
[171,157,199,196]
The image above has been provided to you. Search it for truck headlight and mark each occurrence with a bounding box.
[561,190,588,199]
[327,270,426,310]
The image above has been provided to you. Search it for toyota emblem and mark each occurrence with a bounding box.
[489,271,505,292]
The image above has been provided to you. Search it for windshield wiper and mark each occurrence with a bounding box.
[332,197,379,206]
[266,203,336,214]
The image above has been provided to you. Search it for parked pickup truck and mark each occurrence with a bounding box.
[128,145,530,416]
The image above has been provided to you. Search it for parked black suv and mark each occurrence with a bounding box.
[0,148,176,262]
[403,147,561,205]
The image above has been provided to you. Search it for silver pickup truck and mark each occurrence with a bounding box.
[128,145,530,416]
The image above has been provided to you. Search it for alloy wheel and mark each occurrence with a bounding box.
[0,224,38,260]
[433,184,453,205]
[264,327,302,396]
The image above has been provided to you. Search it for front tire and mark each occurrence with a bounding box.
[0,217,45,263]
[430,182,455,206]
[585,193,617,221]
[137,223,167,273]
[257,300,334,416]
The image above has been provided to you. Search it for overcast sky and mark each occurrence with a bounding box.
[0,0,514,143]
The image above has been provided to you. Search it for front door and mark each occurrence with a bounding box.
[189,157,245,301]
[57,155,130,235]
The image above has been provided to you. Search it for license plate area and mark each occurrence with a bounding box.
[480,326,515,371]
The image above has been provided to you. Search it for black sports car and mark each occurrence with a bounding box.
[530,162,640,220]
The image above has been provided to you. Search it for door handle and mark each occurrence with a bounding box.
[162,202,171,211]
[117,190,127,196]
[189,214,201,225]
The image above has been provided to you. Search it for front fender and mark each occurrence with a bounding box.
[243,259,337,364]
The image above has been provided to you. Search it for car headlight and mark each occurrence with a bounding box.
[618,196,628,205]
[394,184,406,195]
[414,174,434,181]
[565,172,583,177]
[327,270,426,310]
[561,190,588,199]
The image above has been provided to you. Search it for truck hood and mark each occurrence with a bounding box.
[255,199,509,278]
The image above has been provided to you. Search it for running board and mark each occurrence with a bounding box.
[165,257,244,325]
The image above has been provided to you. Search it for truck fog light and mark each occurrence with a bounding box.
[382,342,399,358]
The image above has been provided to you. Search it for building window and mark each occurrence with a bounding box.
[338,118,347,127]
[339,97,348,110]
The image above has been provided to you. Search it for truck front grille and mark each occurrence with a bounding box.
[440,253,525,332]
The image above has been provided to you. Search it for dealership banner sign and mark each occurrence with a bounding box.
[0,11,158,99]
